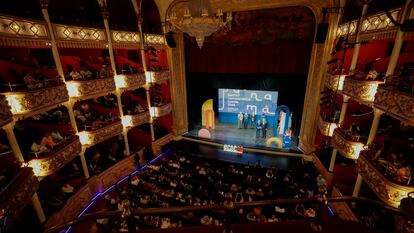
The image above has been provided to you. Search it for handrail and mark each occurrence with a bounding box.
[42,195,414,233]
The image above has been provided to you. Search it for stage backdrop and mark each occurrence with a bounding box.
[218,88,278,125]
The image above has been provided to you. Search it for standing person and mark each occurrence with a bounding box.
[250,112,256,128]
[261,115,267,138]
[256,119,262,138]
[243,113,249,129]
[238,112,243,129]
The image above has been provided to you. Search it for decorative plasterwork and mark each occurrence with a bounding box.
[331,128,365,160]
[115,73,146,91]
[317,116,338,137]
[54,24,106,41]
[152,133,174,155]
[66,77,116,100]
[130,111,151,127]
[144,33,165,45]
[0,16,48,38]
[342,78,383,104]
[27,137,82,177]
[153,103,172,117]
[112,30,140,43]
[325,74,345,91]
[357,155,414,208]
[0,95,13,127]
[97,155,137,191]
[0,168,39,227]
[81,120,123,146]
[5,84,69,117]
[147,70,170,83]
[374,87,414,126]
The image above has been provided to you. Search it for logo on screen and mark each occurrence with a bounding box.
[218,89,278,115]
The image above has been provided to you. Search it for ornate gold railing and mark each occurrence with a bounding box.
[342,78,383,104]
[0,95,13,127]
[65,77,116,100]
[357,154,414,208]
[331,128,365,160]
[114,73,146,90]
[318,115,338,137]
[27,136,82,177]
[130,111,151,127]
[152,133,174,155]
[374,86,414,126]
[325,74,345,91]
[146,70,170,83]
[78,120,123,146]
[5,84,69,117]
[152,102,172,118]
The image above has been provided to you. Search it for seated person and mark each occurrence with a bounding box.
[99,64,110,78]
[31,141,49,154]
[23,70,42,90]
[41,132,56,149]
[51,130,64,142]
[67,64,82,80]
[80,65,93,79]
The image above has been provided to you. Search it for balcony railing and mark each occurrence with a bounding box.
[146,70,170,83]
[130,111,151,127]
[65,77,116,100]
[5,84,69,117]
[27,136,82,177]
[357,154,414,208]
[78,120,123,146]
[114,73,146,90]
[152,102,172,118]
[0,95,13,127]
[325,74,345,91]
[318,115,338,137]
[0,167,39,228]
[374,86,414,126]
[331,128,365,160]
[152,133,174,155]
[342,78,383,104]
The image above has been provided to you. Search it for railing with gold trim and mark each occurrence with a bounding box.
[0,95,13,127]
[325,74,345,91]
[0,15,48,38]
[146,70,170,83]
[130,111,151,127]
[318,115,338,137]
[5,84,69,117]
[144,33,165,46]
[342,78,383,104]
[53,24,107,48]
[357,154,414,208]
[111,30,140,49]
[0,167,39,228]
[153,102,172,118]
[373,86,414,126]
[65,77,116,100]
[27,136,82,177]
[114,73,146,90]
[78,120,123,147]
[152,133,174,155]
[331,128,365,160]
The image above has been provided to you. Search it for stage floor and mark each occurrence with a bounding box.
[185,122,300,152]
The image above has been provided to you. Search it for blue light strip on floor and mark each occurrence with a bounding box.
[64,152,168,233]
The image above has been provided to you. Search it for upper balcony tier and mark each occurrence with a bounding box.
[332,128,366,160]
[123,111,151,128]
[78,120,123,147]
[0,95,13,127]
[27,135,82,177]
[5,84,69,118]
[318,115,338,137]
[146,70,170,84]
[374,86,414,126]
[357,152,414,208]
[152,102,172,118]
[66,77,116,101]
[114,73,146,91]
[325,74,345,91]
[342,77,383,105]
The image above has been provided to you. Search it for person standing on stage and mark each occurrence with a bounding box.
[261,115,267,138]
[250,112,256,128]
[243,113,249,129]
[256,119,262,138]
[238,112,243,129]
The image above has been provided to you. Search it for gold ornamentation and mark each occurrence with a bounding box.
[154,103,172,117]
[144,34,165,45]
[342,78,382,103]
[317,116,337,137]
[152,133,174,155]
[83,120,123,146]
[357,155,414,208]
[130,111,151,127]
[112,31,140,43]
[55,25,106,41]
[66,77,115,100]
[374,87,414,126]
[59,186,92,222]
[97,156,136,190]
[0,16,48,38]
[0,168,39,227]
[149,70,170,84]
[28,137,82,177]
[117,73,146,90]
[325,74,345,91]
[331,128,365,160]
[0,95,13,127]
[6,84,69,117]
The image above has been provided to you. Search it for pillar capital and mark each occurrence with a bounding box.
[39,0,49,9]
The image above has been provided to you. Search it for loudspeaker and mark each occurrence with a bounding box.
[314,23,329,44]
[165,32,176,48]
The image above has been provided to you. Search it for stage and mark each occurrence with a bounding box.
[185,122,300,153]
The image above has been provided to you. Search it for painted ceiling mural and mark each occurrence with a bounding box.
[205,6,315,46]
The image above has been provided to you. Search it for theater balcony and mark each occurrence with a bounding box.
[122,111,151,128]
[342,76,384,105]
[65,77,116,101]
[331,128,365,160]
[5,84,69,117]
[0,153,39,228]
[151,102,172,118]
[146,70,170,84]
[318,114,338,137]
[152,133,174,155]
[26,135,82,177]
[373,86,414,126]
[114,72,146,90]
[357,151,414,208]
[0,95,13,127]
[78,120,123,146]
[325,73,345,91]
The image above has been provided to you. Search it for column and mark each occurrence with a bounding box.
[338,95,350,127]
[63,101,78,134]
[352,174,363,197]
[329,149,337,172]
[97,0,117,75]
[3,124,24,162]
[115,89,131,156]
[366,109,382,145]
[349,4,369,73]
[79,147,90,178]
[386,0,412,77]
[32,193,46,223]
[39,0,64,78]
